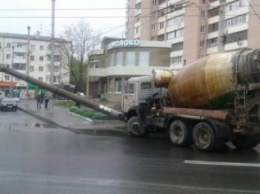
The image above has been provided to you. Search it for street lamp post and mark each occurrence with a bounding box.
[10,46,14,97]
[26,26,31,106]
[49,0,56,113]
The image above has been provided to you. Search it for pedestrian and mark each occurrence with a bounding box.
[44,91,50,108]
[37,92,41,108]
[40,91,44,104]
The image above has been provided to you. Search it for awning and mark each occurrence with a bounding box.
[0,81,17,87]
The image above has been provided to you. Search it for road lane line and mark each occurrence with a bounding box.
[184,160,260,167]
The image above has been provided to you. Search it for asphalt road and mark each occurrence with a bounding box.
[0,110,260,194]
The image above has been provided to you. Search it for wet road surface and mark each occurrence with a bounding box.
[0,110,260,194]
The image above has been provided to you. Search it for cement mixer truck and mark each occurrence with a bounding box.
[122,49,260,151]
[0,48,260,151]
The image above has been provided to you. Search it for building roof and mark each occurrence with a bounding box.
[0,32,70,43]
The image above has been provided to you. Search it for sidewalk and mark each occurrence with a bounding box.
[17,99,127,135]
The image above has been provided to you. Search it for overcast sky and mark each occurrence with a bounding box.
[0,0,126,38]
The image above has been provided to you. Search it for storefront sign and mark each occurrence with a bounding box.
[111,39,140,48]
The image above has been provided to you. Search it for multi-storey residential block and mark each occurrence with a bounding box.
[126,0,260,71]
[0,32,71,97]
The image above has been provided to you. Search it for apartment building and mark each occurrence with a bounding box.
[126,0,260,71]
[0,32,71,97]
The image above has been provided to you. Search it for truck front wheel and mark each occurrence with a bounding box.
[127,116,146,137]
[232,135,260,149]
[168,120,192,146]
[192,122,216,151]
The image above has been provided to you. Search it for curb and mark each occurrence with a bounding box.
[18,106,127,136]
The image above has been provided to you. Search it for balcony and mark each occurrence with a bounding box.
[14,47,27,53]
[13,58,26,64]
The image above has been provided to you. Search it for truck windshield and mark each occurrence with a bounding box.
[126,83,134,94]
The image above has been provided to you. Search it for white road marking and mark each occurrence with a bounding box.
[184,160,260,168]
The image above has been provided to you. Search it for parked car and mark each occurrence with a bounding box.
[0,98,18,111]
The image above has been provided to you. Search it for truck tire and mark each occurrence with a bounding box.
[192,122,216,151]
[127,116,146,137]
[168,120,192,146]
[232,135,260,149]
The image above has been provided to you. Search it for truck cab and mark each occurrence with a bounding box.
[122,76,162,113]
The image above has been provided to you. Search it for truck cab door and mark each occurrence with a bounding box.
[122,83,136,112]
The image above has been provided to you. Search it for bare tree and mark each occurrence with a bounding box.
[59,19,100,94]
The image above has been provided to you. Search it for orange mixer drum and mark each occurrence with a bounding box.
[168,52,235,108]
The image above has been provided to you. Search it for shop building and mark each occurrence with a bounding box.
[88,37,172,106]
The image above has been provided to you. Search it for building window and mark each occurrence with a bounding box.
[5,75,10,80]
[226,14,248,28]
[225,30,247,44]
[226,0,248,12]
[167,15,184,27]
[201,11,206,18]
[135,14,141,22]
[55,45,60,51]
[6,54,11,59]
[30,66,34,72]
[200,26,206,33]
[39,77,43,81]
[158,9,165,17]
[40,45,44,50]
[16,42,24,48]
[152,0,157,5]
[115,79,122,93]
[46,76,50,82]
[39,66,43,71]
[208,8,219,18]
[116,52,123,66]
[139,51,149,66]
[172,42,183,51]
[157,34,164,41]
[54,66,59,72]
[135,2,141,14]
[39,56,44,61]
[152,11,157,18]
[167,29,184,40]
[207,38,218,48]
[208,22,219,33]
[54,55,60,61]
[108,79,113,92]
[152,24,157,31]
[200,41,205,48]
[171,56,183,64]
[6,43,11,48]
[158,22,164,30]
[13,63,26,70]
[135,26,140,34]
[54,76,59,83]
[109,53,115,66]
[126,51,136,66]
[30,55,35,61]
[31,45,35,50]
[158,0,166,5]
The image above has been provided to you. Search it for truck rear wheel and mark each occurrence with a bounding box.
[168,120,191,146]
[192,122,216,151]
[127,116,146,137]
[232,135,260,149]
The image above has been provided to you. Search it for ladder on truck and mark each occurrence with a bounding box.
[234,54,247,119]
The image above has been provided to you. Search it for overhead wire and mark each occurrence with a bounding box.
[246,0,260,22]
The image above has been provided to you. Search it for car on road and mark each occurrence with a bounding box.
[0,97,18,111]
